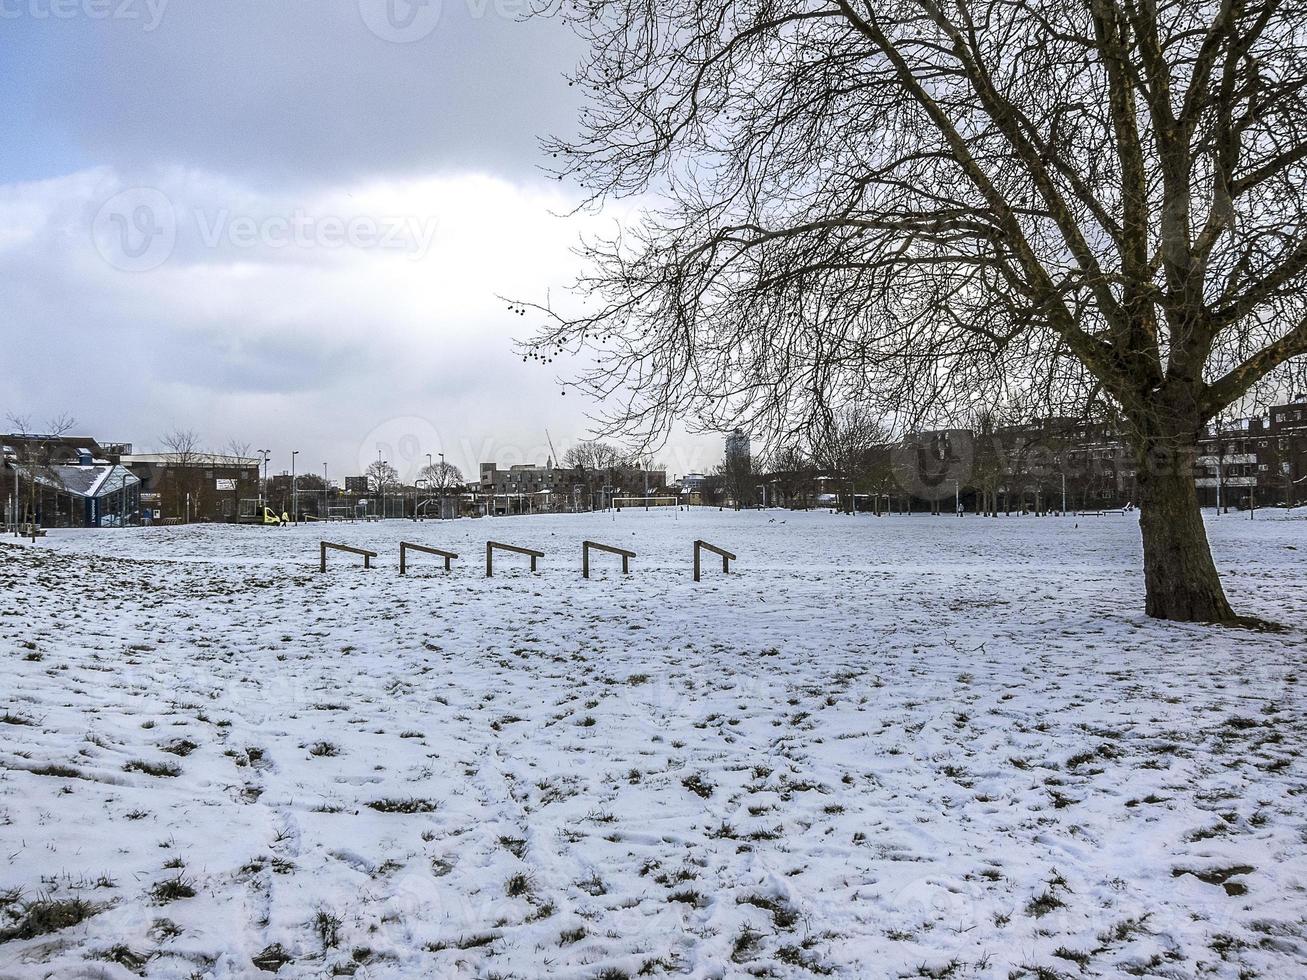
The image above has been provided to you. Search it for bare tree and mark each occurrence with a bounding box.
[5,413,77,532]
[562,440,627,471]
[223,439,254,518]
[159,428,207,522]
[418,460,464,515]
[716,449,758,509]
[366,459,400,495]
[524,0,1307,623]
[764,444,816,508]
[808,408,889,513]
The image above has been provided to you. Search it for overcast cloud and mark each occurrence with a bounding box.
[0,0,724,480]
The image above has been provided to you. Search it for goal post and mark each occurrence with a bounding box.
[612,496,678,510]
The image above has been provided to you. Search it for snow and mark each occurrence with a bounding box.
[1,508,1304,979]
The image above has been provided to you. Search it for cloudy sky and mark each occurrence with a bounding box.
[0,0,724,482]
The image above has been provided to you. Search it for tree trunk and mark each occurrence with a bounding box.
[1134,435,1237,623]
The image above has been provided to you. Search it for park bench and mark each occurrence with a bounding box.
[582,540,636,578]
[319,540,379,572]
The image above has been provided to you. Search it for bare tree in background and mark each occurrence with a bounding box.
[716,451,758,510]
[5,412,76,532]
[366,459,400,495]
[766,445,816,509]
[526,0,1307,624]
[226,439,253,519]
[808,408,889,514]
[160,428,206,522]
[562,440,626,472]
[563,440,629,506]
[418,460,464,516]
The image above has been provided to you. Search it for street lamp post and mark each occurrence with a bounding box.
[439,452,445,518]
[291,450,299,524]
[259,450,271,508]
[323,463,329,519]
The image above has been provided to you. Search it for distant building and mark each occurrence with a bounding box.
[2,435,141,528]
[479,459,668,514]
[121,453,260,523]
[1196,395,1307,509]
[725,429,751,465]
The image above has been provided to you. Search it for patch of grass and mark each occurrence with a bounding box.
[29,763,84,779]
[775,943,831,974]
[425,932,498,952]
[309,741,340,757]
[0,896,102,942]
[739,893,799,929]
[505,872,533,898]
[151,874,196,903]
[124,759,181,778]
[92,944,147,970]
[498,836,527,859]
[252,942,292,971]
[667,888,705,907]
[1052,947,1092,967]
[366,798,437,814]
[160,739,198,757]
[731,926,763,962]
[1025,890,1065,918]
[577,872,607,896]
[0,712,33,726]
[558,925,586,945]
[314,909,343,949]
[681,773,714,798]
[148,918,182,942]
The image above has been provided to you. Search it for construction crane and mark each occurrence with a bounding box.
[546,429,560,471]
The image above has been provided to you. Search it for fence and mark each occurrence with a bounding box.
[399,542,458,575]
[319,540,378,572]
[582,540,636,578]
[693,540,736,582]
[485,541,545,577]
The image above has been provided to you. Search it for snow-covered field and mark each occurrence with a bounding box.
[1,509,1304,979]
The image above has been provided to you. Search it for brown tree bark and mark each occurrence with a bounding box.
[1133,434,1237,624]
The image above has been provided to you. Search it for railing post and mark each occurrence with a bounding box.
[486,541,493,577]
[583,542,590,579]
[319,541,327,573]
[693,541,701,582]
[400,543,407,576]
